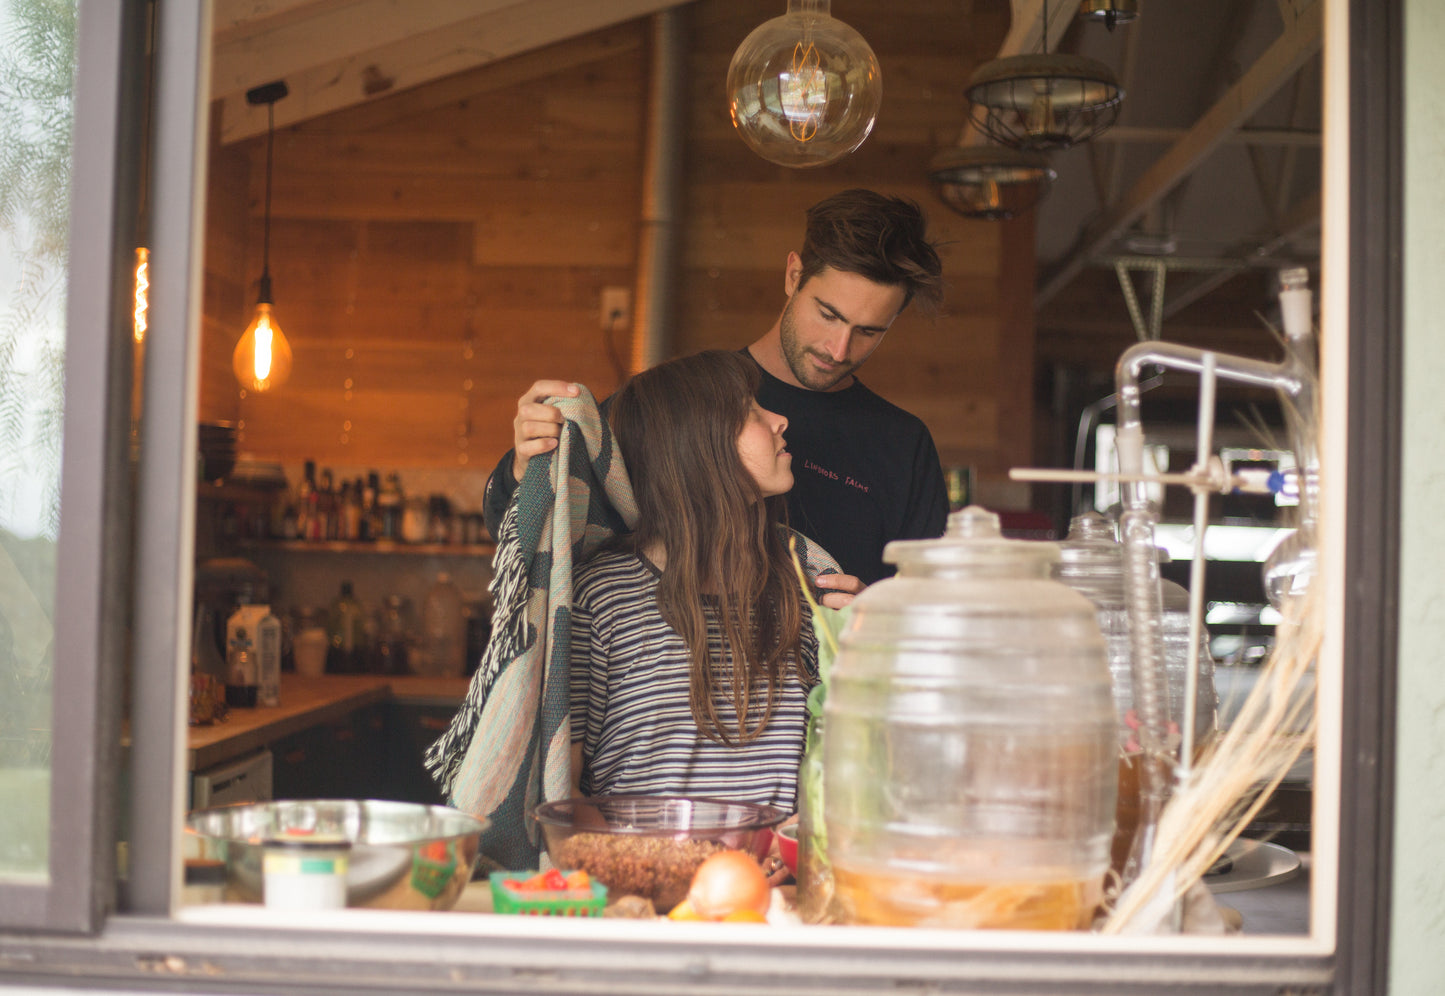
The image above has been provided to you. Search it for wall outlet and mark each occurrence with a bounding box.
[600,286,631,331]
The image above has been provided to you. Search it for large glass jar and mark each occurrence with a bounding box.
[823,506,1116,930]
[1053,512,1218,876]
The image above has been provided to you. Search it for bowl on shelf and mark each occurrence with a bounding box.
[186,799,486,910]
[531,795,786,913]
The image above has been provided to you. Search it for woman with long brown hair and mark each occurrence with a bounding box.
[569,350,842,809]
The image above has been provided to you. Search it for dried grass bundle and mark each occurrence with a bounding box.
[1103,578,1322,933]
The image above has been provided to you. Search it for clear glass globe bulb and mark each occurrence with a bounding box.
[726,0,882,169]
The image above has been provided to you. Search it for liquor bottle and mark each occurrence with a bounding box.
[361,472,379,541]
[297,460,316,540]
[317,468,335,541]
[377,472,402,541]
[225,627,258,707]
[327,580,368,673]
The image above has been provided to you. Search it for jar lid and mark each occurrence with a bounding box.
[883,505,1060,573]
[1055,511,1173,570]
[1055,511,1124,572]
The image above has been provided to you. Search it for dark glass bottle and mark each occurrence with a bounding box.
[225,627,258,707]
[327,580,368,673]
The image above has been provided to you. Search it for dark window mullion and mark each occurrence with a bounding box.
[122,0,212,917]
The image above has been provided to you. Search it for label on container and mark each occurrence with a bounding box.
[263,839,350,910]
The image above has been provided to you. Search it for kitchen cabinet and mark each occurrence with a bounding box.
[185,676,467,804]
[270,702,388,801]
[269,700,458,804]
[383,703,457,806]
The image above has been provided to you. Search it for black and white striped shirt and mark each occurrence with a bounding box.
[569,550,817,810]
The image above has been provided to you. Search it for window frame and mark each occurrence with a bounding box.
[0,0,146,933]
[0,0,1400,990]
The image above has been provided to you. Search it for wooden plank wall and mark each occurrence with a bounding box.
[200,0,1036,495]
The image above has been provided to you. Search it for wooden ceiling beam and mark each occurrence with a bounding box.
[212,0,345,44]
[215,0,684,144]
[1096,125,1322,147]
[1034,0,1322,309]
[1160,187,1321,319]
[212,1,523,100]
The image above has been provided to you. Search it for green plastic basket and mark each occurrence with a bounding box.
[489,871,608,917]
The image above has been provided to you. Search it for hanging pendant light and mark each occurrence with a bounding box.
[966,0,1123,152]
[726,0,882,169]
[233,80,294,394]
[1079,0,1140,31]
[928,145,1057,221]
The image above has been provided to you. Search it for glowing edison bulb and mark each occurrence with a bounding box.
[727,0,881,169]
[232,302,293,392]
[133,247,149,344]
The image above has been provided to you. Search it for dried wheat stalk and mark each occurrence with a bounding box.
[1103,578,1322,933]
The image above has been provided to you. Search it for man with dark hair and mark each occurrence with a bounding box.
[487,188,949,589]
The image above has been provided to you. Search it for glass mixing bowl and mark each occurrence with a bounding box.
[532,795,785,913]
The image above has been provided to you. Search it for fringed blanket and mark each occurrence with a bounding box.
[424,388,636,868]
[424,387,846,869]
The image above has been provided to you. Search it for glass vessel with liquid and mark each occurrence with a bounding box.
[1053,511,1218,876]
[823,506,1117,930]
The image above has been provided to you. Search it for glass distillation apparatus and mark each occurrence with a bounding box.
[1013,266,1320,922]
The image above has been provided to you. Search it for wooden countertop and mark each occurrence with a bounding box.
[187,674,471,772]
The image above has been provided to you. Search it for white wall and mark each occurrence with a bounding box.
[1391,0,1445,989]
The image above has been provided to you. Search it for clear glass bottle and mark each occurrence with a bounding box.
[373,594,412,675]
[254,605,283,706]
[417,572,466,677]
[823,506,1117,930]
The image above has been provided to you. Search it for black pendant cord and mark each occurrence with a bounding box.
[1042,0,1050,56]
[258,100,275,305]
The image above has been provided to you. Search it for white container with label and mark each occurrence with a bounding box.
[263,837,350,910]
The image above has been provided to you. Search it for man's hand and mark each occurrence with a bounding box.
[814,573,863,609]
[511,379,580,482]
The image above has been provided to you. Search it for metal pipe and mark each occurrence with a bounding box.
[630,8,687,374]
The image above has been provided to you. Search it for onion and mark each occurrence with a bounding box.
[686,850,772,921]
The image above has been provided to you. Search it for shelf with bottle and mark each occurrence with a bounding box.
[196,480,288,504]
[238,538,494,556]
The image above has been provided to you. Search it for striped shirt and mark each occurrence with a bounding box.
[569,550,817,810]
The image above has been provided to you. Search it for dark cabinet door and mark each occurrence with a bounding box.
[384,703,457,806]
[271,704,390,800]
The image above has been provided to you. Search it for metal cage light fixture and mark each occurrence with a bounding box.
[928,145,1057,221]
[965,0,1123,152]
[1079,0,1140,31]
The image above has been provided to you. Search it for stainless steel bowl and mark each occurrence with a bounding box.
[186,799,486,910]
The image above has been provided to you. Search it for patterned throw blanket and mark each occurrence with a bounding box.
[424,388,636,868]
[424,387,845,868]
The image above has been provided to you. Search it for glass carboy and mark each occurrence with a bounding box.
[823,506,1116,930]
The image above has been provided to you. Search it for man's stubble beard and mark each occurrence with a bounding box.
[778,296,853,392]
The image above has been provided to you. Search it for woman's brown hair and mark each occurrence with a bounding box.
[607,350,808,745]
